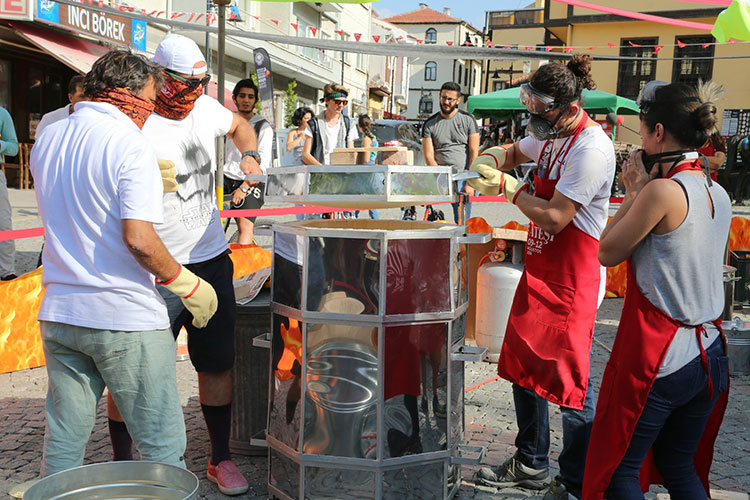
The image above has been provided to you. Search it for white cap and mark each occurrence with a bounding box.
[152,34,207,76]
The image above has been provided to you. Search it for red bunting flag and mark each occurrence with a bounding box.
[195,13,203,22]
[188,13,195,22]
[607,42,617,47]
[310,27,318,36]
[373,35,381,43]
[291,23,298,32]
[156,11,165,18]
[207,14,216,24]
[98,0,103,6]
[652,45,664,54]
[503,45,512,49]
[587,46,594,50]
[702,42,710,48]
[335,30,343,37]
[545,46,553,51]
[417,39,423,44]
[354,33,362,41]
[251,14,259,20]
[677,39,686,48]
[728,39,737,44]
[396,36,404,41]
[447,41,453,46]
[271,19,279,26]
[628,41,642,47]
[564,47,575,53]
[171,12,184,19]
[524,46,533,50]
[487,40,495,47]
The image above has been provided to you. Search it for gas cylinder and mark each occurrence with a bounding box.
[475,261,523,362]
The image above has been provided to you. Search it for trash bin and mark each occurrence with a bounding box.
[230,288,271,456]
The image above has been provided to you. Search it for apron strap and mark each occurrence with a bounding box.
[694,325,714,400]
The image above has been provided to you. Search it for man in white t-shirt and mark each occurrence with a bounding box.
[35,75,86,138]
[29,50,217,477]
[105,35,261,496]
[301,82,358,165]
[224,78,273,244]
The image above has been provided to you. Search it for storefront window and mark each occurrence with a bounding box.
[0,60,9,110]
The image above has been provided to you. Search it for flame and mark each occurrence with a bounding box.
[229,243,272,279]
[0,268,45,373]
[276,318,302,381]
[729,216,750,252]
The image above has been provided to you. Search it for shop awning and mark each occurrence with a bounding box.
[9,21,108,74]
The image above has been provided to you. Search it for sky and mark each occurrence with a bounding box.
[371,0,535,31]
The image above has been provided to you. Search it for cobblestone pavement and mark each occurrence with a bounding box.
[1,189,749,499]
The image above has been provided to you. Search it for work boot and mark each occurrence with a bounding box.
[475,456,550,490]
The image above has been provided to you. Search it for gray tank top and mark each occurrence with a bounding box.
[632,171,731,376]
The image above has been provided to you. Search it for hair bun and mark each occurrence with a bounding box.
[567,54,596,91]
[690,101,719,136]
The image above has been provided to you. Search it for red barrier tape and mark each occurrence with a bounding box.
[0,195,626,242]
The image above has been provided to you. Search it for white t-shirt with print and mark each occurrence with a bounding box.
[30,102,169,331]
[304,114,358,164]
[519,125,615,240]
[142,94,234,264]
[225,113,273,178]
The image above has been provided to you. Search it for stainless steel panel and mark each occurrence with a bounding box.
[383,324,448,458]
[269,314,303,451]
[381,461,445,499]
[451,314,466,346]
[304,467,376,499]
[303,331,379,459]
[385,239,451,316]
[23,462,199,500]
[270,449,301,500]
[449,356,464,449]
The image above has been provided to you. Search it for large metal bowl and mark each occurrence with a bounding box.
[23,462,199,500]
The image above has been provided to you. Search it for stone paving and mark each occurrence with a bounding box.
[1,189,749,499]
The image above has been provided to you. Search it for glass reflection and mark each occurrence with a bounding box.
[383,324,447,457]
[269,314,302,451]
[309,237,380,315]
[449,356,464,449]
[267,171,306,196]
[303,323,378,459]
[451,314,466,346]
[269,449,300,499]
[304,467,376,499]
[273,232,304,310]
[309,172,385,196]
[386,239,450,315]
[454,242,468,307]
[382,462,444,499]
[390,172,450,197]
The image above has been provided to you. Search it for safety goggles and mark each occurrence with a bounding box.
[635,80,669,110]
[520,83,557,115]
[165,71,211,91]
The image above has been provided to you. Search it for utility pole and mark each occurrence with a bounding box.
[214,0,230,211]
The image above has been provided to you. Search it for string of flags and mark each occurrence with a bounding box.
[85,0,748,51]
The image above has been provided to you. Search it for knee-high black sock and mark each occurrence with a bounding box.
[108,418,133,461]
[404,395,420,437]
[201,403,232,466]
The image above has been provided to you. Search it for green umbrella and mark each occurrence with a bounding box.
[467,87,640,121]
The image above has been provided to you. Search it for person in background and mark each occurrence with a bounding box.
[355,113,379,220]
[0,105,18,281]
[36,75,86,137]
[302,83,358,166]
[30,49,217,477]
[421,81,480,223]
[286,106,313,164]
[471,54,614,500]
[224,79,272,244]
[105,34,261,497]
[697,130,726,182]
[583,81,730,500]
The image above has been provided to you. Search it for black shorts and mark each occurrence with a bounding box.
[224,177,265,223]
[173,251,237,373]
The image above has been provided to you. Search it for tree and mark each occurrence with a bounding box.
[283,79,298,128]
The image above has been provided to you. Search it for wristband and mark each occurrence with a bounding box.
[241,150,261,162]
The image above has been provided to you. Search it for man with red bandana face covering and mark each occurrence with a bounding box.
[105,34,262,496]
[30,50,218,477]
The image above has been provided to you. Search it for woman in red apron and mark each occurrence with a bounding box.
[469,55,615,500]
[583,81,731,499]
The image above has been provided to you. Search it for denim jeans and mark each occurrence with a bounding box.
[451,180,472,224]
[607,337,728,500]
[40,321,186,476]
[513,378,596,498]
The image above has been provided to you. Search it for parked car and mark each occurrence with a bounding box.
[371,119,425,165]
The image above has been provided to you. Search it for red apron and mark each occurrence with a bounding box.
[582,263,728,499]
[497,114,602,410]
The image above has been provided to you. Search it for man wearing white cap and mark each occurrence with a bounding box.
[106,34,261,496]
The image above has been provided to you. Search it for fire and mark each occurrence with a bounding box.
[729,216,750,252]
[0,268,45,374]
[229,243,272,279]
[276,318,302,381]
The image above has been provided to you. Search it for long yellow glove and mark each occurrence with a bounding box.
[501,174,529,204]
[468,147,508,196]
[158,159,178,193]
[157,265,218,328]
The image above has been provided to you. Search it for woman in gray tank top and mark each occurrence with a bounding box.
[585,82,731,500]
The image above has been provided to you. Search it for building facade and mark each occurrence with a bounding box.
[384,4,483,122]
[367,17,412,120]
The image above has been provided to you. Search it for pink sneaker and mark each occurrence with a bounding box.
[207,460,249,496]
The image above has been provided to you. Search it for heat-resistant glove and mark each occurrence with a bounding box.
[501,175,530,204]
[158,159,178,193]
[468,147,508,196]
[157,265,218,328]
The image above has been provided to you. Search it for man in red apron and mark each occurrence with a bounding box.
[470,55,615,500]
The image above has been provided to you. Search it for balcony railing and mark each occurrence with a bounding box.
[488,8,544,28]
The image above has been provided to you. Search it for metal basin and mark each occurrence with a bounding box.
[24,462,199,500]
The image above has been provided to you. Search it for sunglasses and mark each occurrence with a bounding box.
[332,99,348,106]
[166,71,211,91]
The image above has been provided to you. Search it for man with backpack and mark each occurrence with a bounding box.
[302,83,358,165]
